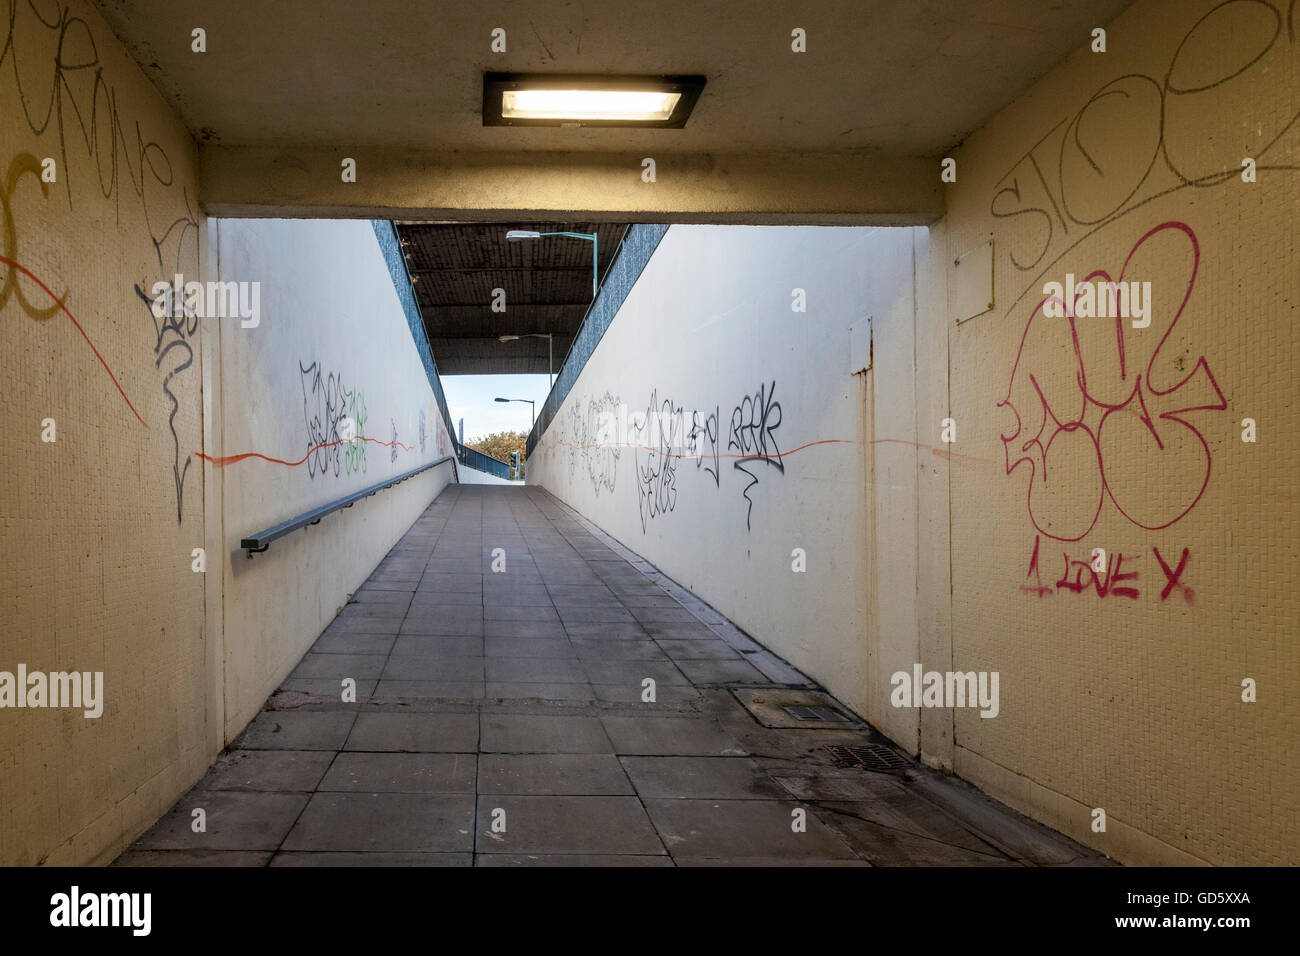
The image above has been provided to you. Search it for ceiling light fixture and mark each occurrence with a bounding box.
[484,73,705,128]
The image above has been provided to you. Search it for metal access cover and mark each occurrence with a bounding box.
[729,686,861,729]
[783,704,848,722]
[826,744,909,774]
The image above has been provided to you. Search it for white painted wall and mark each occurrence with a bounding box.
[528,225,923,724]
[211,218,455,737]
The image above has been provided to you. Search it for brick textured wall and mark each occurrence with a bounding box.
[0,0,207,864]
[935,0,1298,864]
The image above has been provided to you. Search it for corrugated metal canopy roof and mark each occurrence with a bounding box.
[396,221,631,375]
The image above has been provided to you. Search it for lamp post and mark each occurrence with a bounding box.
[498,333,554,388]
[505,229,599,299]
[495,396,535,427]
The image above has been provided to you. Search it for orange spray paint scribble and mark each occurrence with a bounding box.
[552,435,991,465]
[0,253,148,426]
[196,435,415,469]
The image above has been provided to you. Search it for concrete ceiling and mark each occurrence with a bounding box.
[98,0,1129,154]
[93,0,1134,375]
[96,0,1133,223]
[398,221,629,375]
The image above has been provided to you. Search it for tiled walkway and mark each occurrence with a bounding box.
[117,485,1110,866]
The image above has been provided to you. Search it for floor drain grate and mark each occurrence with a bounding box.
[783,704,848,722]
[826,744,909,773]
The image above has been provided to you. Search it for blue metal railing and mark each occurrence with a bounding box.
[457,443,512,479]
[372,220,458,454]
[526,223,669,457]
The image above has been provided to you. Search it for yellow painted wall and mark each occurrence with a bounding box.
[0,0,208,865]
[931,0,1298,864]
[0,4,455,865]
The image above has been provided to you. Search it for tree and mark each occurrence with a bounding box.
[466,430,528,477]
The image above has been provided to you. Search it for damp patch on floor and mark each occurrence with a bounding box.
[729,686,863,729]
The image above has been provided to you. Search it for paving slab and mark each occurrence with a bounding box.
[283,793,475,852]
[475,796,666,855]
[113,849,274,866]
[582,660,690,686]
[475,854,672,867]
[280,678,377,699]
[478,754,634,795]
[485,620,567,639]
[312,631,397,655]
[390,635,483,658]
[486,657,587,683]
[811,805,1018,866]
[674,658,769,685]
[319,752,477,793]
[656,639,742,660]
[271,852,472,866]
[570,639,668,661]
[200,749,336,792]
[642,798,858,860]
[290,652,387,680]
[236,711,357,751]
[480,713,614,754]
[133,790,309,851]
[381,655,485,682]
[485,682,596,701]
[600,716,747,756]
[118,486,1108,868]
[485,636,574,658]
[485,605,560,622]
[345,712,479,752]
[621,756,787,799]
[373,680,486,699]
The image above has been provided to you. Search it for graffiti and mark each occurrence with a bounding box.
[551,382,810,532]
[632,390,681,531]
[1021,535,1194,603]
[1,154,62,322]
[134,282,196,522]
[418,409,427,455]
[2,2,201,523]
[1153,545,1193,602]
[728,381,784,531]
[1053,550,1140,600]
[0,248,146,426]
[344,386,368,475]
[298,361,348,479]
[582,392,622,495]
[998,222,1226,542]
[688,406,720,486]
[554,390,624,495]
[436,408,451,457]
[390,418,399,463]
[988,0,1300,290]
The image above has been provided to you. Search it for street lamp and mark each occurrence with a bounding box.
[495,396,535,426]
[498,333,554,388]
[505,229,599,299]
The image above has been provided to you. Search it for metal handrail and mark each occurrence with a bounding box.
[457,442,512,479]
[241,455,458,556]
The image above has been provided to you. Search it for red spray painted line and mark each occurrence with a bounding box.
[552,437,851,461]
[0,254,148,427]
[553,436,991,464]
[196,435,414,469]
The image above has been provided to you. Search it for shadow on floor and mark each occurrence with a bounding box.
[117,486,1113,867]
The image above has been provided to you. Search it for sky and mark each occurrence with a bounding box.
[442,374,554,442]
